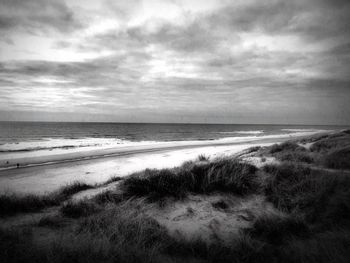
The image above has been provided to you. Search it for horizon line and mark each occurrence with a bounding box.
[0,120,348,127]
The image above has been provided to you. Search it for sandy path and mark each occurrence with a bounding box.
[143,194,283,244]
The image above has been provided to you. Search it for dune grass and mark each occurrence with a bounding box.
[264,141,314,163]
[262,131,350,168]
[310,132,350,153]
[37,215,68,228]
[0,206,182,263]
[0,181,93,217]
[1,159,349,263]
[56,181,93,197]
[263,162,350,229]
[102,176,123,185]
[322,146,350,169]
[247,214,310,244]
[0,194,59,217]
[197,154,209,161]
[60,200,101,218]
[268,141,304,154]
[121,159,258,201]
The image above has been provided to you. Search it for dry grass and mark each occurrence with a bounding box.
[322,146,350,169]
[60,200,101,218]
[121,159,258,201]
[0,182,93,217]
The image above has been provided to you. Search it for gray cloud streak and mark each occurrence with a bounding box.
[0,0,349,124]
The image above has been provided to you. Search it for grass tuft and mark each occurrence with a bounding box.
[247,215,310,245]
[93,190,125,205]
[0,194,60,217]
[198,154,209,161]
[310,132,350,153]
[60,200,101,218]
[263,162,350,229]
[0,182,93,217]
[55,181,93,198]
[122,159,258,201]
[37,215,67,228]
[103,176,123,185]
[322,146,350,169]
[269,142,304,154]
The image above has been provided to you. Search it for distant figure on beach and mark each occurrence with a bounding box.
[17,163,19,168]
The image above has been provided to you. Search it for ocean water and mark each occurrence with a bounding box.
[0,122,346,154]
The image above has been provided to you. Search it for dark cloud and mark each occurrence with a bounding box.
[0,0,82,33]
[90,0,350,60]
[206,0,350,41]
[208,0,297,33]
[127,20,227,53]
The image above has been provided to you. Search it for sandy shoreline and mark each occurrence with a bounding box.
[0,132,329,195]
[0,131,325,171]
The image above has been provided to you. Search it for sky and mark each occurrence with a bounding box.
[0,0,349,125]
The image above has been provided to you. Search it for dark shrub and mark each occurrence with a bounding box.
[56,182,93,199]
[320,185,350,229]
[247,215,310,245]
[103,176,122,185]
[0,182,93,217]
[76,207,174,263]
[310,133,350,153]
[0,194,59,217]
[278,151,314,163]
[263,163,311,186]
[323,147,350,169]
[38,215,67,228]
[282,230,350,263]
[269,142,304,154]
[93,190,124,204]
[198,154,209,161]
[266,142,314,163]
[263,163,350,229]
[60,201,100,218]
[247,146,261,153]
[342,129,350,135]
[0,227,42,263]
[212,200,229,210]
[263,163,315,212]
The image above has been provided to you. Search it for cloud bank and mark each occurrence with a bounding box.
[0,0,349,124]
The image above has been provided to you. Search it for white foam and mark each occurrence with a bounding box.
[281,128,330,133]
[218,130,264,135]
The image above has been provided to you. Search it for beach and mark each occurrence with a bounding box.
[0,128,332,195]
[1,128,349,263]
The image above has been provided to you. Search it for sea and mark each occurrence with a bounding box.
[0,122,347,154]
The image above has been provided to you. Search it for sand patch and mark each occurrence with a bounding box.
[146,194,282,244]
[298,142,315,150]
[240,156,278,168]
[71,181,121,201]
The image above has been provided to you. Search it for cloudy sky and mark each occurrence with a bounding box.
[0,0,349,124]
